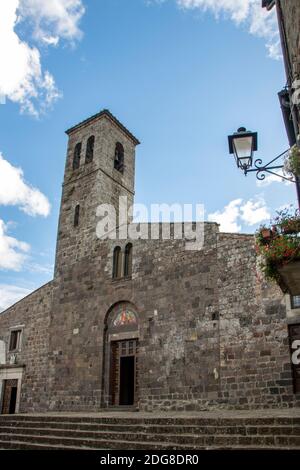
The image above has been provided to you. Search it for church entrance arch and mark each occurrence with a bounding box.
[103,302,139,408]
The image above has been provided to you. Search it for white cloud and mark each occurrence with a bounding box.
[0,220,30,271]
[0,1,59,116]
[0,0,85,116]
[240,197,270,225]
[208,196,270,232]
[0,153,51,217]
[0,284,33,312]
[0,152,50,273]
[208,198,243,232]
[175,0,280,59]
[18,0,85,45]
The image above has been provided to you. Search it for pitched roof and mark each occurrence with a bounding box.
[65,109,140,145]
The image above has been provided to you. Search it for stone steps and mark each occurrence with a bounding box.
[0,411,300,426]
[0,421,300,436]
[0,433,206,450]
[2,415,300,425]
[0,441,100,450]
[0,428,299,448]
[0,432,299,450]
[0,441,299,451]
[0,414,299,450]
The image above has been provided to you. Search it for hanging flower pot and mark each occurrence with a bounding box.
[256,225,275,247]
[261,228,272,239]
[284,145,300,177]
[256,208,300,295]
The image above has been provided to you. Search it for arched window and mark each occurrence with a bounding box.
[112,246,122,278]
[73,142,82,170]
[74,204,80,227]
[85,135,95,164]
[114,143,124,173]
[124,243,133,277]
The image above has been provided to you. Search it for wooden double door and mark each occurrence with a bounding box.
[1,379,18,414]
[109,339,138,407]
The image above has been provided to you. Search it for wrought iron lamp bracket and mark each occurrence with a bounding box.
[244,149,295,183]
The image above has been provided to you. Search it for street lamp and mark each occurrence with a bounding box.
[227,126,289,180]
[227,127,300,210]
[228,127,257,173]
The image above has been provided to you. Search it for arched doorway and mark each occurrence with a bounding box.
[103,302,139,408]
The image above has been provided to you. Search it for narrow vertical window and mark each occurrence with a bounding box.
[73,142,82,170]
[85,136,95,164]
[114,143,124,173]
[9,330,22,352]
[113,247,122,279]
[74,204,80,227]
[124,243,133,277]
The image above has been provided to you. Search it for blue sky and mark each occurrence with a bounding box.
[0,0,297,310]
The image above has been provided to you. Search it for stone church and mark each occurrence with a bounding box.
[0,109,299,415]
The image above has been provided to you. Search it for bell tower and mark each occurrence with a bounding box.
[54,109,140,276]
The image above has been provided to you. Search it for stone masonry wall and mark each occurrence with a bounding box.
[0,283,53,412]
[0,226,299,412]
[45,223,300,412]
[280,0,300,80]
[218,233,300,410]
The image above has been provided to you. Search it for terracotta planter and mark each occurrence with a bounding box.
[261,228,272,239]
[278,260,300,295]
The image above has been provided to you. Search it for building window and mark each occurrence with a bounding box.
[74,204,80,227]
[291,295,300,309]
[85,136,95,164]
[124,243,133,277]
[73,142,82,170]
[112,246,122,279]
[9,330,22,352]
[114,143,124,173]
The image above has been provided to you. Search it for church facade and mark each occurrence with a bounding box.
[0,109,299,414]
